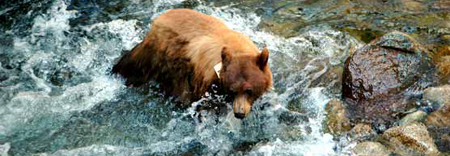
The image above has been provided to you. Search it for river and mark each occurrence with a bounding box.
[0,0,364,155]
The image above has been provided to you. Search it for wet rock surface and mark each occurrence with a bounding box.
[342,31,436,128]
[381,123,440,156]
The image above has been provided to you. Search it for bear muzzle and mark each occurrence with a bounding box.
[232,94,251,119]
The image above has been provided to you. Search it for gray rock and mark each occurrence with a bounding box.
[382,123,440,156]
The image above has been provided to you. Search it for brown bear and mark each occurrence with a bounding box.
[112,9,273,119]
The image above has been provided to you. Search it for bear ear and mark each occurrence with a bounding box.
[221,47,232,65]
[258,48,269,70]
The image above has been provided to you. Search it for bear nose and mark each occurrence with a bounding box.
[234,112,246,119]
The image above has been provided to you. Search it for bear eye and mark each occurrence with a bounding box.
[230,88,237,94]
[245,89,253,96]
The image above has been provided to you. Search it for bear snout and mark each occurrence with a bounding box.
[232,94,252,119]
[234,112,246,119]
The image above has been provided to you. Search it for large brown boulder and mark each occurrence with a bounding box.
[342,31,436,128]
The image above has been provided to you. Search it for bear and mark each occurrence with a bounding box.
[112,9,273,119]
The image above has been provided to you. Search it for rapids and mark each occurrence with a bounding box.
[0,0,363,155]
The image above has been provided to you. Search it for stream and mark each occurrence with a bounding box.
[0,0,364,155]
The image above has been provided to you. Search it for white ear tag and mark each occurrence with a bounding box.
[214,62,222,79]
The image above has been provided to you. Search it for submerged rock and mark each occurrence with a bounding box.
[342,31,435,128]
[351,141,391,156]
[381,123,440,156]
[325,100,352,135]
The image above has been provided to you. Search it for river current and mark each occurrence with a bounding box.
[0,0,363,155]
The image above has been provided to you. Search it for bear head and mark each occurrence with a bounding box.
[220,47,273,119]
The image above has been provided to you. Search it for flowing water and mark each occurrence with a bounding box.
[0,0,363,155]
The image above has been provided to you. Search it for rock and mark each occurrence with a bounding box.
[258,21,301,38]
[325,100,352,135]
[341,28,383,43]
[352,141,391,156]
[432,0,450,10]
[423,85,450,109]
[425,92,450,154]
[438,55,450,76]
[398,110,427,126]
[427,127,450,153]
[342,31,435,128]
[349,123,377,141]
[381,123,440,156]
[402,0,427,12]
[433,46,450,83]
[426,103,450,128]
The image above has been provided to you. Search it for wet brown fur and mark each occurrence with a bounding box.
[112,9,273,113]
